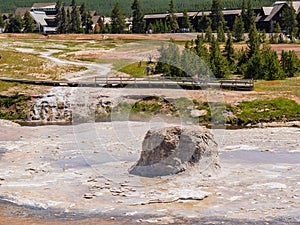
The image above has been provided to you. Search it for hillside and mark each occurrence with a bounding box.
[1,0,276,16]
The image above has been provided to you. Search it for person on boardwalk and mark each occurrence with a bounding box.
[146,65,151,75]
[150,66,154,75]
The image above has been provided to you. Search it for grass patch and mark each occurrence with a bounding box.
[0,81,27,93]
[0,94,30,120]
[230,98,300,124]
[97,97,212,123]
[119,61,152,77]
[96,96,300,126]
[0,49,86,80]
[254,77,300,93]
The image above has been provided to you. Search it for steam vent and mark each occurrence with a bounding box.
[129,126,220,177]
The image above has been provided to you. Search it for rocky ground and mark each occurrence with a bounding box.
[0,122,299,224]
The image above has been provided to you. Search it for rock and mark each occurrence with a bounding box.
[57,102,64,109]
[83,193,94,199]
[129,126,220,177]
[190,109,207,118]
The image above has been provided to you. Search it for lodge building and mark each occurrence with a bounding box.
[1,1,300,34]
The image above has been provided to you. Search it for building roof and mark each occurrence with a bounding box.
[32,3,56,9]
[144,9,241,19]
[265,4,285,21]
[262,7,274,15]
[15,7,31,17]
[92,15,100,25]
[30,11,55,26]
[273,1,300,12]
[90,11,97,16]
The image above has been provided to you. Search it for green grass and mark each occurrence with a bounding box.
[119,61,153,77]
[231,98,300,124]
[96,96,300,126]
[254,77,300,95]
[0,81,18,92]
[0,94,30,120]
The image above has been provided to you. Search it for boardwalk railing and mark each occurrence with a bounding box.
[0,76,254,91]
[94,76,254,91]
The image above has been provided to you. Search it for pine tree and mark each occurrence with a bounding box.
[260,30,266,43]
[80,3,86,22]
[197,13,211,32]
[211,0,225,31]
[104,23,111,33]
[168,0,179,33]
[155,20,160,33]
[209,36,230,78]
[181,9,192,32]
[181,45,196,77]
[281,50,299,78]
[66,9,71,33]
[55,0,63,33]
[217,25,225,42]
[261,44,283,80]
[60,6,67,33]
[0,15,4,28]
[23,11,34,33]
[244,51,263,79]
[111,3,125,34]
[269,33,278,44]
[194,35,209,63]
[224,32,235,65]
[205,21,213,42]
[241,0,247,29]
[158,20,165,33]
[80,3,86,32]
[148,23,155,33]
[244,0,255,32]
[131,0,145,33]
[164,20,170,33]
[247,24,260,58]
[283,0,298,41]
[271,22,281,43]
[80,3,93,34]
[232,16,245,42]
[156,42,181,77]
[85,12,93,34]
[70,0,81,33]
[5,14,23,33]
[274,22,282,33]
[168,42,181,76]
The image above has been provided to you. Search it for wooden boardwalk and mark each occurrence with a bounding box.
[0,76,254,91]
[94,76,254,90]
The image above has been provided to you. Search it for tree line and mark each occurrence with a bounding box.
[155,23,300,80]
[0,0,275,16]
[2,0,299,37]
[55,0,93,34]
